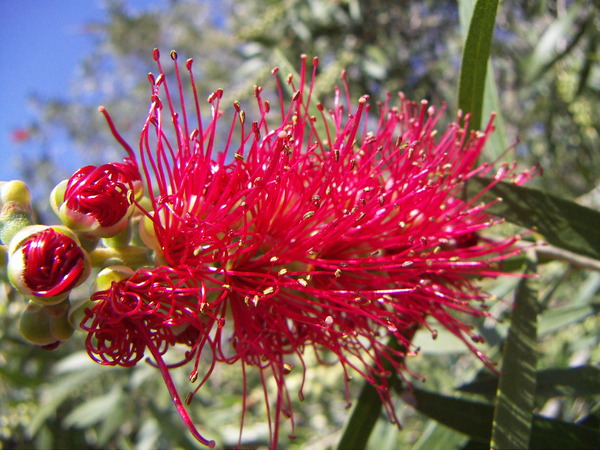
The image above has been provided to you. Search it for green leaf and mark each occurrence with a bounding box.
[468,179,600,260]
[458,0,509,162]
[539,302,600,336]
[406,388,492,443]
[63,387,123,428]
[405,388,600,448]
[459,366,600,399]
[411,421,469,450]
[457,0,500,133]
[336,378,384,449]
[535,366,600,398]
[336,338,405,449]
[491,257,539,449]
[28,366,109,436]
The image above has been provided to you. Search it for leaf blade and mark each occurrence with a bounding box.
[406,388,600,448]
[457,0,500,133]
[491,257,539,449]
[468,179,600,260]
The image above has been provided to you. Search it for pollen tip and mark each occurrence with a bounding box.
[170,50,178,60]
[152,48,160,61]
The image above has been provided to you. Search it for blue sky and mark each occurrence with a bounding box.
[0,0,165,184]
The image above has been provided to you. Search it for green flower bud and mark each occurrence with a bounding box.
[0,180,34,244]
[94,265,135,291]
[1,180,32,207]
[19,300,73,347]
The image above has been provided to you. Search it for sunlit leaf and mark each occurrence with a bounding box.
[457,0,500,133]
[458,0,509,162]
[491,257,538,449]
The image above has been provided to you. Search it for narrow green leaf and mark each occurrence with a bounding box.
[457,0,499,133]
[468,179,600,260]
[458,0,509,161]
[539,302,600,336]
[459,366,600,399]
[535,366,600,398]
[407,388,495,443]
[491,257,538,449]
[530,417,600,450]
[406,388,600,448]
[337,380,384,449]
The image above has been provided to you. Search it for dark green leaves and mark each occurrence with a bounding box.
[459,366,600,399]
[407,388,600,449]
[468,179,600,260]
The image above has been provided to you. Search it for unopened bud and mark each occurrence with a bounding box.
[19,300,74,347]
[0,180,34,244]
[94,265,134,292]
[1,180,32,207]
[51,163,139,238]
[8,225,91,304]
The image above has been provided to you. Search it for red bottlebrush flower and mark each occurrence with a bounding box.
[8,225,91,304]
[50,162,140,238]
[89,50,536,447]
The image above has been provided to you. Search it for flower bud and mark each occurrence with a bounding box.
[50,162,141,238]
[94,265,135,291]
[19,300,74,347]
[8,225,91,304]
[0,180,34,244]
[1,180,32,206]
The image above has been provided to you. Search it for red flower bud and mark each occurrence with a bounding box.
[8,225,91,304]
[51,162,140,238]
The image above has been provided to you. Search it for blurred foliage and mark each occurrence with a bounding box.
[2,0,599,448]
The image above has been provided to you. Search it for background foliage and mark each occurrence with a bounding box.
[1,0,598,448]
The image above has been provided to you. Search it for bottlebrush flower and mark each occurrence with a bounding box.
[50,161,140,238]
[7,225,91,304]
[85,49,535,447]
